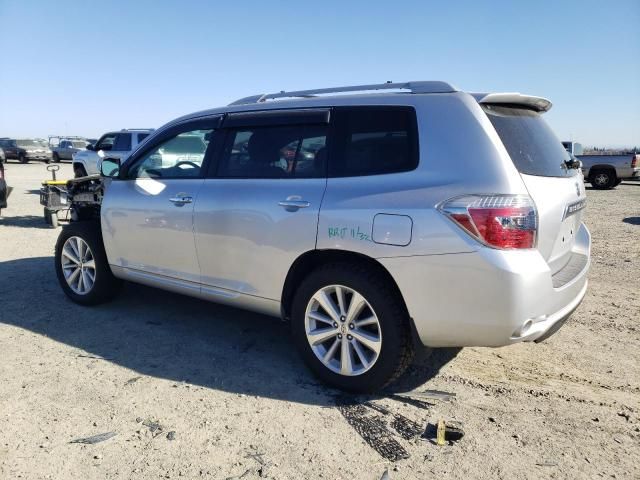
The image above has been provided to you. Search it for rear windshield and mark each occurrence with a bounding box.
[483,105,576,177]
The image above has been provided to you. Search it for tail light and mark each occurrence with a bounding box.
[632,155,638,169]
[439,195,537,249]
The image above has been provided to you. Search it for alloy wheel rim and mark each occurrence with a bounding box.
[304,285,382,376]
[61,236,96,295]
[594,173,609,186]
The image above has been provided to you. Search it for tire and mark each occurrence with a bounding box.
[55,221,122,305]
[291,263,414,393]
[52,153,60,163]
[44,208,52,226]
[614,179,622,187]
[74,164,87,178]
[18,153,28,164]
[590,169,616,189]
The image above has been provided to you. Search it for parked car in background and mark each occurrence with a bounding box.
[563,141,639,189]
[579,154,639,189]
[0,138,52,163]
[72,129,153,177]
[50,138,89,162]
[55,81,590,392]
[0,147,8,215]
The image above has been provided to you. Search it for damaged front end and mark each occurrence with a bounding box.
[65,175,104,222]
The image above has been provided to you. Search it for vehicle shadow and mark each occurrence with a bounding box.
[0,215,51,229]
[0,256,459,406]
[622,217,640,226]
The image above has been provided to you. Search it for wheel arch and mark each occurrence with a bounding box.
[588,164,617,177]
[280,249,410,321]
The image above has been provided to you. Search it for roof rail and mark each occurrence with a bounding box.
[228,81,457,106]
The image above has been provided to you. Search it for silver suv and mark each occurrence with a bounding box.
[72,129,153,177]
[54,81,591,392]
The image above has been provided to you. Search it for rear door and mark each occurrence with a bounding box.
[109,132,133,162]
[193,109,329,300]
[483,105,586,273]
[102,117,221,283]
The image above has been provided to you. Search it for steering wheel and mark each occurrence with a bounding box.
[174,161,200,169]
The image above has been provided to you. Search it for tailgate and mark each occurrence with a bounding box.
[482,104,585,274]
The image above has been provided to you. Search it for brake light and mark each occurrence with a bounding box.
[440,195,537,249]
[632,155,638,169]
[0,167,3,180]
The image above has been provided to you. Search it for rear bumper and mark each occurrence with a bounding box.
[380,223,591,348]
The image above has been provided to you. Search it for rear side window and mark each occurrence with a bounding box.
[217,125,327,178]
[137,133,150,144]
[329,107,418,177]
[112,133,132,151]
[483,105,576,177]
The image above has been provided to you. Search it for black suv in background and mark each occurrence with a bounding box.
[0,147,8,214]
[0,138,53,163]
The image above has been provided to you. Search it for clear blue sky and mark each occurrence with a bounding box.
[1,0,638,147]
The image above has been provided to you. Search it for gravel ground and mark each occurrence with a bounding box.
[0,162,638,480]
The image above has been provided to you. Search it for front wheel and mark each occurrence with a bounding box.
[291,263,413,393]
[55,222,122,305]
[18,153,28,164]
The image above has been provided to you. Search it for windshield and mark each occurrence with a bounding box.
[17,140,42,147]
[483,105,576,178]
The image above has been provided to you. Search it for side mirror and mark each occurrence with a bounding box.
[86,144,94,151]
[101,158,121,178]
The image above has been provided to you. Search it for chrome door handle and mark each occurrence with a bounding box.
[278,199,310,210]
[169,195,193,205]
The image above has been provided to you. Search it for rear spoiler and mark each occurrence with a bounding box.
[472,92,552,112]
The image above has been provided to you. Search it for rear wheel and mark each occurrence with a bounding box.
[44,208,59,228]
[55,222,122,305]
[18,153,28,164]
[590,169,616,189]
[52,153,60,163]
[291,263,413,392]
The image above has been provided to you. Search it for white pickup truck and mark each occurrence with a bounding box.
[563,141,639,190]
[72,129,153,177]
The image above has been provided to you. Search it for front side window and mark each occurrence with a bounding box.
[96,133,117,151]
[217,125,327,178]
[330,107,419,177]
[128,129,212,179]
[136,133,150,144]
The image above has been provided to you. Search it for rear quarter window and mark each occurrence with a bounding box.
[329,106,419,177]
[483,105,576,177]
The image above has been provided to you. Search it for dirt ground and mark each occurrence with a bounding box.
[1,161,638,480]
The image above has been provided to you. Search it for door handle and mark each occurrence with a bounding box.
[169,195,193,205]
[278,199,310,211]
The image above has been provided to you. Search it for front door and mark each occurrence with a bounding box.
[194,112,329,300]
[101,120,220,284]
